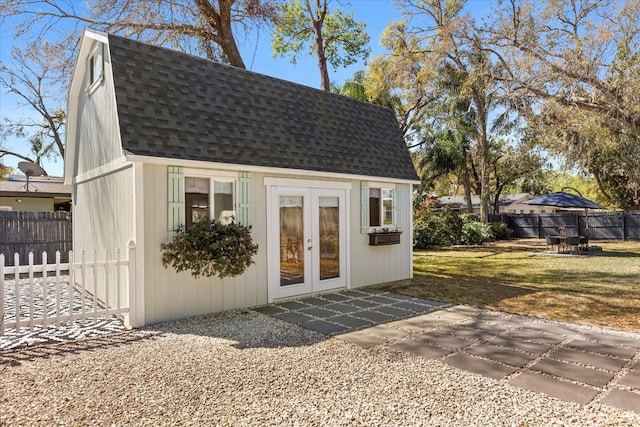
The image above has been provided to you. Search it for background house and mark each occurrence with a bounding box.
[436,193,561,214]
[0,175,71,212]
[65,30,419,327]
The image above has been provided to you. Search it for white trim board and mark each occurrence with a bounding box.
[263,177,352,190]
[125,154,420,185]
[73,156,132,185]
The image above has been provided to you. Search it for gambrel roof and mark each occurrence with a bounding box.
[106,34,418,182]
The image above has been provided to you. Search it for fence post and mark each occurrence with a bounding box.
[538,215,541,238]
[623,212,628,241]
[576,213,580,237]
[127,240,136,328]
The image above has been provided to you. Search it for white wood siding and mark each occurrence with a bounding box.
[349,182,413,287]
[71,39,135,308]
[72,166,134,307]
[71,164,413,326]
[262,174,413,290]
[74,39,123,176]
[141,164,268,325]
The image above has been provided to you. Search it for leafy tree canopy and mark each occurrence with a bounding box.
[272,0,370,90]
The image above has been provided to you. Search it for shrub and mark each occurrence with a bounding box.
[161,218,258,279]
[413,208,463,247]
[461,220,493,245]
[413,209,511,247]
[489,222,513,240]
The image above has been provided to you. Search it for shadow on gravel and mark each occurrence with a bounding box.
[0,309,327,366]
[0,329,163,367]
[147,309,328,350]
[0,288,457,361]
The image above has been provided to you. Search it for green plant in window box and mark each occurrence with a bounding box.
[161,217,258,279]
[370,227,401,234]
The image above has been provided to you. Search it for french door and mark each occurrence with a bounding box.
[268,186,347,300]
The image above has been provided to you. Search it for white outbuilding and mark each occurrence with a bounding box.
[65,29,420,327]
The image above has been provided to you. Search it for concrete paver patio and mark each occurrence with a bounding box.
[253,288,640,414]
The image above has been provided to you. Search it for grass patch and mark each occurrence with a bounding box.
[378,239,640,332]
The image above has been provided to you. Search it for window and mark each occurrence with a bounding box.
[369,187,394,227]
[169,168,251,239]
[185,177,210,228]
[87,43,104,91]
[185,176,235,228]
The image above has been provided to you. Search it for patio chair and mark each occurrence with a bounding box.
[580,235,589,252]
[566,236,581,255]
[545,236,561,252]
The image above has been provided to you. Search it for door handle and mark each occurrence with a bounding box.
[307,246,313,250]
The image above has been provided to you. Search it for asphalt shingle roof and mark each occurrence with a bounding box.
[107,34,419,181]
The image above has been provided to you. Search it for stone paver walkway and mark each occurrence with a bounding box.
[253,288,640,414]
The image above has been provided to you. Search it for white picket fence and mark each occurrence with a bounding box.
[0,241,136,335]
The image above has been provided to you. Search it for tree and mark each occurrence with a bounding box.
[490,141,549,213]
[416,69,478,213]
[366,19,440,142]
[377,0,503,222]
[1,0,277,68]
[1,0,277,169]
[272,0,370,91]
[339,70,367,101]
[0,163,12,179]
[487,0,640,208]
[0,42,67,171]
[336,69,402,111]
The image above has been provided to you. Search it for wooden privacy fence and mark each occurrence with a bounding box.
[0,241,136,335]
[0,211,72,265]
[489,211,640,240]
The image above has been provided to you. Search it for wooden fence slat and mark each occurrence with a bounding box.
[55,251,61,326]
[69,250,74,323]
[14,252,20,332]
[0,254,4,335]
[93,250,98,319]
[116,249,121,314]
[28,253,34,331]
[81,251,86,323]
[104,249,110,315]
[42,252,48,326]
[1,246,133,336]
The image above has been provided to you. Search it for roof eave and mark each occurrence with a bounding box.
[125,153,421,185]
[0,191,71,198]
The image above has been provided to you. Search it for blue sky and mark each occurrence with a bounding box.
[0,0,495,177]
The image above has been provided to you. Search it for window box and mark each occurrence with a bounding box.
[368,230,402,246]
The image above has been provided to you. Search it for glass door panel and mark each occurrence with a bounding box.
[269,186,347,301]
[279,195,304,286]
[318,197,340,280]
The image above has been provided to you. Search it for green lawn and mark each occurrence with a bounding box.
[378,239,640,332]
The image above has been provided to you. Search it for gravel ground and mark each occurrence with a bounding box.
[1,309,639,426]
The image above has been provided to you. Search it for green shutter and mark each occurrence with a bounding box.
[361,181,369,233]
[168,166,185,239]
[238,172,252,226]
[395,184,403,228]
